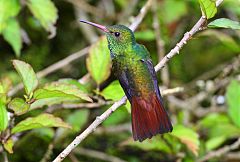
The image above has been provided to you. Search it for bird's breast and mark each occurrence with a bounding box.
[112,56,155,96]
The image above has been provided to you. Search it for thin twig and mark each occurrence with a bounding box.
[8,47,90,96]
[95,123,131,134]
[40,143,54,162]
[52,1,224,161]
[197,138,240,162]
[128,0,153,31]
[3,151,9,162]
[46,101,114,113]
[152,0,170,86]
[74,147,127,162]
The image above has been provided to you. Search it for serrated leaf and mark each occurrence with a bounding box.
[226,80,240,127]
[34,89,79,100]
[3,138,14,154]
[198,0,217,19]
[58,79,88,93]
[121,137,172,153]
[8,98,30,115]
[87,36,111,85]
[12,60,38,95]
[3,18,22,57]
[30,97,73,110]
[171,125,200,156]
[208,18,240,30]
[0,0,20,32]
[0,102,8,132]
[35,82,92,102]
[27,0,58,33]
[11,113,71,134]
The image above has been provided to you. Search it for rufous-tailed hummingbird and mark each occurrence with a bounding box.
[80,20,173,142]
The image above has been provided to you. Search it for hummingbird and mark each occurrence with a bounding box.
[80,20,173,142]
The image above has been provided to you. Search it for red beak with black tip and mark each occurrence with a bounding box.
[79,20,109,33]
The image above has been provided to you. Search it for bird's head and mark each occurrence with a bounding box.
[80,20,136,54]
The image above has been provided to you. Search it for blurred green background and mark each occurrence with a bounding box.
[0,0,240,162]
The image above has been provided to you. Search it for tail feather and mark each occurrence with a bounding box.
[131,93,172,142]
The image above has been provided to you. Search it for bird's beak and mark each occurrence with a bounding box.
[79,20,109,33]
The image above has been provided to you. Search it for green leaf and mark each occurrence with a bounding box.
[34,82,92,102]
[2,18,22,57]
[8,98,30,115]
[103,106,129,126]
[100,80,131,112]
[162,0,188,24]
[208,18,240,30]
[198,113,230,128]
[31,128,55,142]
[100,80,125,100]
[0,0,20,33]
[198,0,217,19]
[226,80,240,127]
[0,102,8,132]
[3,138,14,154]
[171,125,200,156]
[30,97,72,110]
[0,77,12,94]
[27,0,58,32]
[121,137,172,153]
[87,36,111,85]
[0,77,12,104]
[209,123,240,139]
[206,136,226,151]
[12,60,38,95]
[135,30,155,41]
[58,79,88,93]
[67,110,90,132]
[11,113,71,134]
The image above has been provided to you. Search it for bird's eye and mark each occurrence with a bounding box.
[114,32,120,37]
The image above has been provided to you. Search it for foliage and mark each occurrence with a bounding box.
[0,0,240,162]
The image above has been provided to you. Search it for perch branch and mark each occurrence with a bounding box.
[53,0,224,161]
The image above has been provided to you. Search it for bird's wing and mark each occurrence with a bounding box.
[144,59,163,104]
[117,68,133,102]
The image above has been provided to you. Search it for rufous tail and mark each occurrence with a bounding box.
[131,93,172,142]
